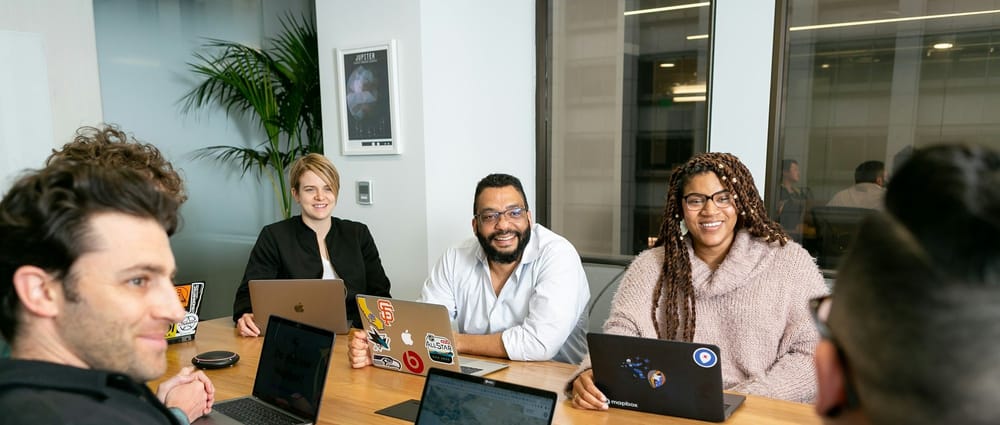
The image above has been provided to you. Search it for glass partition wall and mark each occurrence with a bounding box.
[773,0,1000,271]
[547,0,711,259]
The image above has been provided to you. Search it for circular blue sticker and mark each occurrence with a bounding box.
[693,347,718,368]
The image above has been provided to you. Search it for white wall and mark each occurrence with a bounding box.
[708,0,776,197]
[316,0,536,301]
[0,0,103,190]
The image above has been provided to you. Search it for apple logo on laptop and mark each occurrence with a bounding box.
[294,302,304,313]
[401,330,414,346]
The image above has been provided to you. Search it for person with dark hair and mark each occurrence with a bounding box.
[0,163,214,424]
[233,153,392,335]
[827,160,885,209]
[570,153,827,408]
[47,124,187,205]
[813,144,999,425]
[776,159,813,242]
[347,173,590,366]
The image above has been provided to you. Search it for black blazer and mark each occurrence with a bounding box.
[233,215,392,327]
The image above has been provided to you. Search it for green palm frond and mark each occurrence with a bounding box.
[180,13,321,219]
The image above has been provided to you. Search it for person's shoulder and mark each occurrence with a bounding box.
[532,223,579,252]
[260,216,301,233]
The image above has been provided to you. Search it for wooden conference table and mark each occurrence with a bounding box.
[154,318,820,425]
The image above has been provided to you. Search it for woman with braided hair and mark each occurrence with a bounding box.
[569,152,827,408]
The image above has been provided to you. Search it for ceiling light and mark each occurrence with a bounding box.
[790,9,1000,31]
[821,63,830,68]
[673,84,707,95]
[659,63,676,68]
[674,95,706,102]
[625,2,710,16]
[933,42,954,49]
[686,34,709,40]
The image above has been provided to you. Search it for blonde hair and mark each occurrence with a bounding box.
[289,153,340,196]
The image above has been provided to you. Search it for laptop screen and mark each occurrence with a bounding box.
[253,315,335,421]
[415,368,556,425]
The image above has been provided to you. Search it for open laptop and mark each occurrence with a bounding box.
[195,315,335,425]
[249,279,349,334]
[414,367,557,424]
[166,280,205,344]
[587,333,746,422]
[356,295,508,377]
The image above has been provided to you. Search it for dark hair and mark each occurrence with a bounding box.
[831,144,999,425]
[47,124,187,205]
[651,153,788,341]
[854,160,885,184]
[782,159,798,173]
[473,173,529,214]
[0,163,179,344]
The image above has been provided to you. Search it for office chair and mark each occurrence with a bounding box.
[810,206,873,271]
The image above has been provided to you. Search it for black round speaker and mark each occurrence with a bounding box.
[191,350,240,369]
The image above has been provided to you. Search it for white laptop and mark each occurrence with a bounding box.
[356,295,508,377]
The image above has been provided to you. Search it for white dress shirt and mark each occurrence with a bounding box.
[419,223,590,364]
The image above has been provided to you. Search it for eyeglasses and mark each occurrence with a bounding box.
[475,206,528,225]
[682,190,733,211]
[809,295,833,340]
[809,294,861,413]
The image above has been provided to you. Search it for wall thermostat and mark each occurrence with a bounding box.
[357,181,373,205]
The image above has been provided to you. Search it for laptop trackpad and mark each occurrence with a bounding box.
[375,399,420,422]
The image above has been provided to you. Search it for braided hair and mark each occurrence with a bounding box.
[650,153,789,341]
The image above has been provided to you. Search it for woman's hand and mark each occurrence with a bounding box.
[348,329,373,368]
[571,369,609,410]
[236,313,261,337]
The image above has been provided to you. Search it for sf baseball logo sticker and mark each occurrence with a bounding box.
[402,350,424,374]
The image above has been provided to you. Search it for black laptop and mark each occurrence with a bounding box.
[195,315,335,425]
[587,333,746,422]
[413,367,557,425]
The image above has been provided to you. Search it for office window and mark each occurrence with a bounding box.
[544,0,711,259]
[772,0,1000,271]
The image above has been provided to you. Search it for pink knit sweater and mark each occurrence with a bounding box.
[578,231,828,403]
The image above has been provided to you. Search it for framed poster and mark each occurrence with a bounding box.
[336,40,401,155]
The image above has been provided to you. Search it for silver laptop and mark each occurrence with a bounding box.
[356,295,508,377]
[249,279,349,334]
[195,315,335,425]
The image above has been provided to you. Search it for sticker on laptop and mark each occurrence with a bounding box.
[425,333,455,364]
[377,299,395,327]
[374,354,402,370]
[402,350,425,374]
[693,347,718,368]
[367,327,391,352]
[358,298,385,330]
[621,357,651,380]
[647,370,666,389]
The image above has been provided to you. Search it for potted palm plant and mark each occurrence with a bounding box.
[181,14,322,219]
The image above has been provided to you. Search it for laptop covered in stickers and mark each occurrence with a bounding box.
[587,333,746,422]
[356,295,508,377]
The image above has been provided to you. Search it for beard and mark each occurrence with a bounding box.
[476,226,532,264]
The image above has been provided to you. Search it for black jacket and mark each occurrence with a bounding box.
[233,215,392,327]
[0,359,181,425]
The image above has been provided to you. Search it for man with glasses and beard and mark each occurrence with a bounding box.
[813,145,999,425]
[349,174,589,366]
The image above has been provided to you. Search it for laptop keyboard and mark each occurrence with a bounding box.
[213,398,303,425]
[461,365,483,374]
